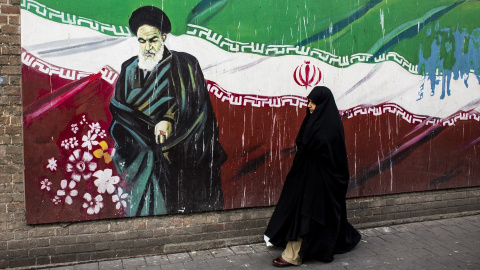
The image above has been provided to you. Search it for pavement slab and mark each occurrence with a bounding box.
[146,255,170,266]
[230,245,255,255]
[247,251,274,262]
[74,263,98,270]
[139,266,161,270]
[205,257,232,268]
[183,260,210,270]
[210,248,235,258]
[99,259,123,270]
[167,253,192,264]
[226,254,252,265]
[160,262,186,270]
[249,243,269,253]
[42,214,479,270]
[189,250,215,261]
[121,257,146,268]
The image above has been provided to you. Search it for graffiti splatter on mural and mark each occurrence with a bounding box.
[418,23,480,100]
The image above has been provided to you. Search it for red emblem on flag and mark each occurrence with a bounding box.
[293,61,322,89]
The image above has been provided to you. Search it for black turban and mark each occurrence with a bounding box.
[129,6,172,35]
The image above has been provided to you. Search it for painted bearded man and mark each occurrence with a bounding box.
[109,6,226,216]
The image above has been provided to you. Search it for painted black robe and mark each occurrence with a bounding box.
[109,48,226,216]
[264,86,361,262]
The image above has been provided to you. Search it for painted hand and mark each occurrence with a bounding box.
[154,121,172,144]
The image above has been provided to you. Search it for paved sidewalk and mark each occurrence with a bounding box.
[43,215,480,270]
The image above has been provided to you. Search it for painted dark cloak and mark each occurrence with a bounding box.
[109,48,226,216]
[264,86,361,262]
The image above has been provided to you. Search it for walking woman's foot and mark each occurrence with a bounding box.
[272,257,296,267]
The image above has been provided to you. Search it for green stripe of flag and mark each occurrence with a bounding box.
[22,0,480,71]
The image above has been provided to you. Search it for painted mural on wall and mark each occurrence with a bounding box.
[21,0,480,224]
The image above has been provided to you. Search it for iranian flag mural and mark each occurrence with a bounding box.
[22,0,480,224]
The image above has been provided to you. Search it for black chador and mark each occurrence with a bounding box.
[265,86,361,262]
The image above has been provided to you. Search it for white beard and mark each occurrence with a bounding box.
[138,46,165,72]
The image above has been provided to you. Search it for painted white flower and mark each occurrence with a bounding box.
[71,123,79,134]
[112,188,128,209]
[66,149,97,181]
[52,195,61,205]
[93,169,120,194]
[89,122,101,134]
[40,178,52,191]
[83,193,103,215]
[98,129,107,139]
[79,115,88,125]
[46,157,57,171]
[81,131,99,151]
[56,179,78,205]
[61,137,79,150]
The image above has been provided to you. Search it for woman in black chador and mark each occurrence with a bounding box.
[265,86,361,267]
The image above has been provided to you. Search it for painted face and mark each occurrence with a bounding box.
[307,99,316,114]
[137,24,166,60]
